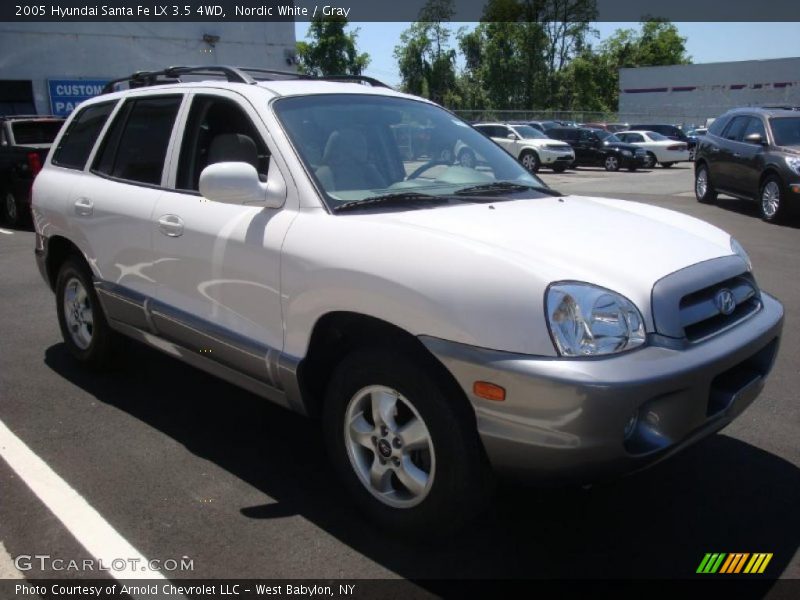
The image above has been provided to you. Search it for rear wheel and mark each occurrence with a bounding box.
[695,164,717,204]
[520,150,540,173]
[323,348,492,536]
[2,190,24,227]
[643,152,656,169]
[604,155,620,171]
[661,162,675,168]
[760,175,787,223]
[56,257,118,367]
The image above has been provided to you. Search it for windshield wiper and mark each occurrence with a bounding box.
[332,192,453,213]
[454,181,562,197]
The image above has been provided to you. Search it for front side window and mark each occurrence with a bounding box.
[94,96,182,185]
[273,94,544,210]
[742,117,767,142]
[723,116,750,141]
[176,95,270,192]
[52,102,115,170]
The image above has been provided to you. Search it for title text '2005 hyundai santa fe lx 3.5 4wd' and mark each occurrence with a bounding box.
[32,66,784,536]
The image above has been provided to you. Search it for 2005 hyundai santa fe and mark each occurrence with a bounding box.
[32,66,784,535]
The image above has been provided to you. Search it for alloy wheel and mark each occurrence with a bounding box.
[63,277,94,350]
[762,180,781,219]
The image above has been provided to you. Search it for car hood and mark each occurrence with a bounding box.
[369,194,735,314]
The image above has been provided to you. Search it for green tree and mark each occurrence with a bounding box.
[394,0,457,106]
[597,19,691,109]
[296,16,370,77]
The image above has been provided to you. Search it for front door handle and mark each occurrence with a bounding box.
[158,214,184,237]
[74,198,93,217]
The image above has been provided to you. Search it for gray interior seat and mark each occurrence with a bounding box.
[315,129,387,191]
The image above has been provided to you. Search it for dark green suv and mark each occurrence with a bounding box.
[694,107,800,223]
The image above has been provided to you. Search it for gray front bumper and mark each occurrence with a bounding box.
[421,293,783,483]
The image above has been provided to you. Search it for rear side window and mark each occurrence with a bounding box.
[94,96,182,185]
[52,102,115,170]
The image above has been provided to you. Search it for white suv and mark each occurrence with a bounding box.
[464,122,574,173]
[33,66,784,536]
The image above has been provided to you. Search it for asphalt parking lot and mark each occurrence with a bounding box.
[1,163,798,590]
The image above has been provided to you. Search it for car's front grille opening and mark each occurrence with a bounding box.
[707,337,779,417]
[679,273,760,342]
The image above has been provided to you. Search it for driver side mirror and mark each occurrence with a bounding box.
[506,133,518,140]
[199,162,286,208]
[744,132,767,146]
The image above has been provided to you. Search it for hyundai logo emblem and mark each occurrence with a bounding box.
[715,288,736,316]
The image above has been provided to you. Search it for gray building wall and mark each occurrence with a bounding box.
[0,23,296,115]
[619,58,800,126]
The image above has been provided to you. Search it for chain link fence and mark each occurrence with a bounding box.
[452,110,710,129]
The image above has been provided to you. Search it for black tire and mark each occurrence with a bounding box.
[520,150,540,173]
[759,174,787,223]
[56,256,118,368]
[644,152,657,169]
[603,154,620,171]
[551,164,567,173]
[695,163,717,204]
[323,347,493,537]
[661,162,675,168]
[2,190,26,227]
[627,165,638,172]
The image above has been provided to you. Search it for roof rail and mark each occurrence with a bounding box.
[757,104,800,111]
[101,65,391,94]
[102,65,255,94]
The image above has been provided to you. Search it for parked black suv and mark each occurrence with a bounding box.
[694,107,800,223]
[630,123,696,157]
[546,126,647,171]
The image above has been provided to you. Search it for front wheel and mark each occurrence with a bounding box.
[604,155,620,171]
[643,152,656,169]
[323,348,492,536]
[520,151,540,173]
[760,175,787,223]
[56,257,118,367]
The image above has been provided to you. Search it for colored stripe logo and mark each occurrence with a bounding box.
[697,553,773,574]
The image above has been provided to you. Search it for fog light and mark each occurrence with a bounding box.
[624,411,639,439]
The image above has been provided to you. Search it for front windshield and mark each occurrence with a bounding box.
[273,94,544,209]
[770,117,800,146]
[597,131,622,143]
[514,125,547,139]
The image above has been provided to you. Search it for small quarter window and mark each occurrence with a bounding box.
[52,102,115,170]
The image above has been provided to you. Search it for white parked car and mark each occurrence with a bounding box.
[32,66,784,536]
[615,130,692,168]
[462,122,575,172]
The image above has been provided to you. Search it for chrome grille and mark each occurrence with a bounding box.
[679,274,760,342]
[651,255,761,342]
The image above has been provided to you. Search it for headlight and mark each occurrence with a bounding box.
[546,283,646,356]
[621,150,632,156]
[731,238,752,271]
[785,156,800,175]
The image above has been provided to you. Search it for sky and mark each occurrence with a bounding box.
[294,21,800,87]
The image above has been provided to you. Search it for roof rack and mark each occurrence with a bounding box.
[101,65,390,94]
[756,104,800,111]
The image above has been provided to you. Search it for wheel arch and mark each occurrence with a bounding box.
[44,235,87,292]
[297,311,475,425]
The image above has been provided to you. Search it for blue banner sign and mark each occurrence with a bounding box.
[48,79,109,116]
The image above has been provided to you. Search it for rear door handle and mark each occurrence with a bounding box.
[158,214,184,237]
[74,198,93,217]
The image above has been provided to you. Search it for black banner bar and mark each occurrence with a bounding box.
[2,0,800,22]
